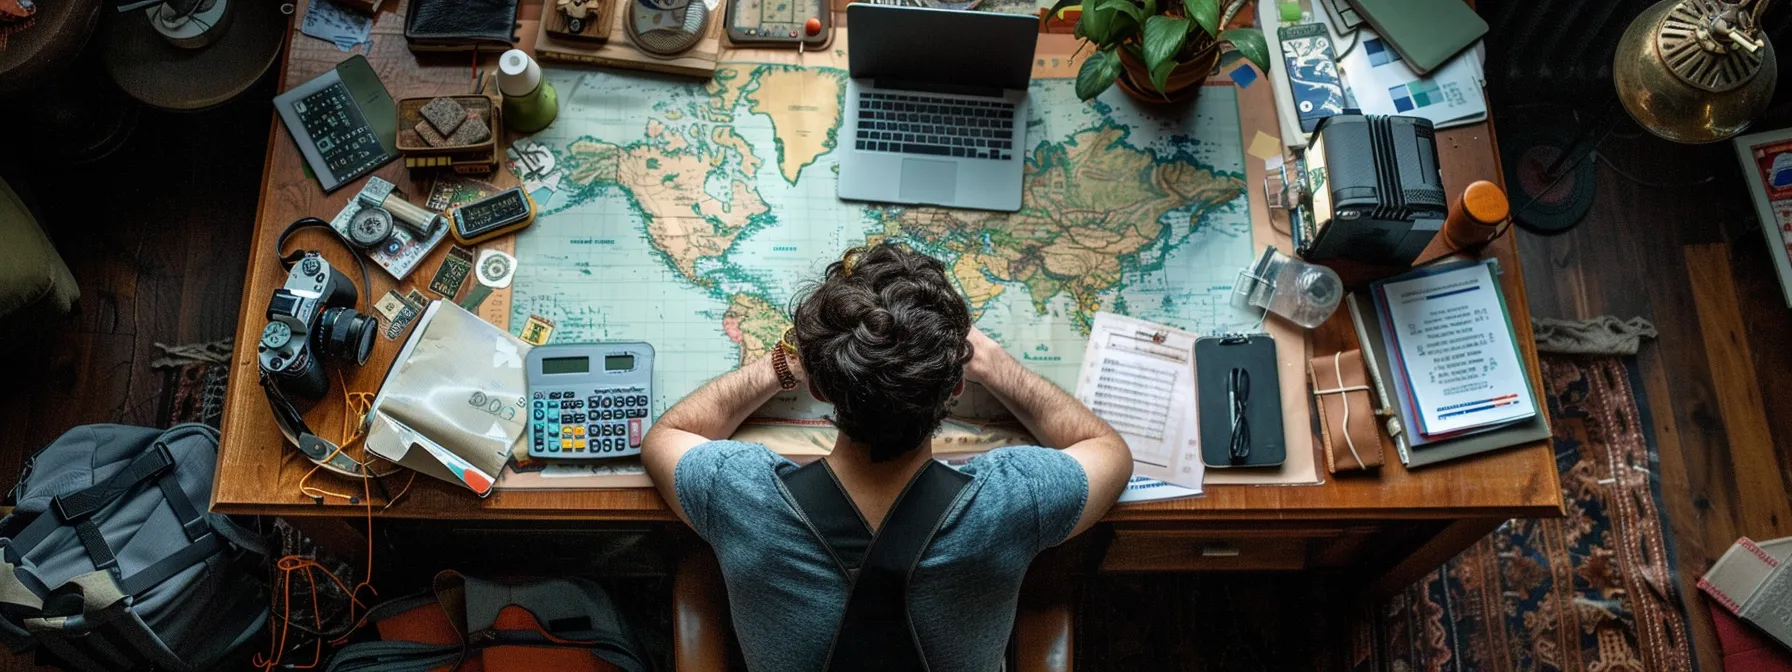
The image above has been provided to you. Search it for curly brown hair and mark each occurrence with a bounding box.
[790,242,973,462]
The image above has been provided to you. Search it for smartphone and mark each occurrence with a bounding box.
[1196,335,1286,468]
[1278,23,1345,134]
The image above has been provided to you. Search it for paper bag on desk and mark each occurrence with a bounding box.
[365,301,531,497]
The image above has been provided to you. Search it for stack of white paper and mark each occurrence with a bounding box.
[1073,312,1204,501]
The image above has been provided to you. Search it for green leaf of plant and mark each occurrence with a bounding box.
[1142,0,1156,17]
[1183,0,1220,36]
[1149,58,1178,94]
[1079,0,1112,43]
[1108,0,1143,23]
[1142,16,1189,73]
[1075,49,1123,101]
[1218,27,1270,73]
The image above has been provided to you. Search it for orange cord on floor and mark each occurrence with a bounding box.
[254,379,408,671]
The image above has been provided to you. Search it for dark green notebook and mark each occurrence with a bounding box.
[1347,0,1486,75]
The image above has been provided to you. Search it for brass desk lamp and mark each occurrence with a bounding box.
[1614,0,1778,143]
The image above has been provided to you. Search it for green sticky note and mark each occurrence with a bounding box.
[1279,2,1300,21]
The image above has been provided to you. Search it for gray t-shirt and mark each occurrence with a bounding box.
[675,441,1089,672]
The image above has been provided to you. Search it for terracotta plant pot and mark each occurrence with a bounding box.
[1115,34,1221,104]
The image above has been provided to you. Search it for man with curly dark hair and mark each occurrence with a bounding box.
[643,242,1131,671]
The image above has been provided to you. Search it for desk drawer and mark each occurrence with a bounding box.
[1099,526,1379,572]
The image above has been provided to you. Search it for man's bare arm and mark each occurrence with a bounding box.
[641,355,793,526]
[964,329,1131,538]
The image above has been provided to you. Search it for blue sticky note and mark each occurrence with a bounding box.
[1229,65,1258,89]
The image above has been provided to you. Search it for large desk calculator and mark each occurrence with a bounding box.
[526,342,654,459]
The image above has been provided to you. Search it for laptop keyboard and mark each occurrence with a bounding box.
[855,93,1016,161]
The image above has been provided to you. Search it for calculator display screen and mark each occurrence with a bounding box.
[605,354,635,371]
[542,356,590,374]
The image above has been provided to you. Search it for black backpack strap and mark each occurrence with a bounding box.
[5,442,178,568]
[780,462,873,574]
[781,461,972,672]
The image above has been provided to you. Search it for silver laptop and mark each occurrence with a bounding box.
[837,4,1038,212]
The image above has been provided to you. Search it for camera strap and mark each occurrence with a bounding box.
[259,370,368,477]
[264,217,378,478]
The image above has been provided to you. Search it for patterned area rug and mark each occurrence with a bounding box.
[1078,354,1696,671]
[1356,354,1693,672]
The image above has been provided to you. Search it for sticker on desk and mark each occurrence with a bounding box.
[376,290,422,340]
[520,314,555,346]
[429,245,475,298]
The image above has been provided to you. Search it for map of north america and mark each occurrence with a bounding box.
[509,63,1259,419]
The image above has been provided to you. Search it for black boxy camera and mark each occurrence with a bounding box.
[257,252,377,402]
[1293,114,1447,267]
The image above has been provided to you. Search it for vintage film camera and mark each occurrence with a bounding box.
[258,252,377,402]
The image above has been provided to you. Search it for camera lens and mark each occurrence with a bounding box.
[278,352,331,402]
[318,307,378,366]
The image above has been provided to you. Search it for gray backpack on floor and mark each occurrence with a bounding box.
[0,424,269,671]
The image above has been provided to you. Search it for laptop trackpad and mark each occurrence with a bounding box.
[899,159,957,205]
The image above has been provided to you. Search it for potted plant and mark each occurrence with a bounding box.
[1059,0,1269,103]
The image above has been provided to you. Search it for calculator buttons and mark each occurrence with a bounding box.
[527,383,649,458]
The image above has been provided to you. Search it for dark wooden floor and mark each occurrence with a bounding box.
[3,71,1791,672]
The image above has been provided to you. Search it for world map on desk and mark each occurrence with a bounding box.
[507,62,1260,421]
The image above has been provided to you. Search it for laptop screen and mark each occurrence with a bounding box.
[847,5,1038,92]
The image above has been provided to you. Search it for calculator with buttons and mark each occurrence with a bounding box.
[525,342,654,460]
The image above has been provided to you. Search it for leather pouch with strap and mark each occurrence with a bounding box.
[1309,349,1385,472]
[780,460,972,671]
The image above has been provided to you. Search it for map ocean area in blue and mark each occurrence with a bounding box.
[508,64,1258,418]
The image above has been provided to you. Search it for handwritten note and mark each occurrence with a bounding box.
[301,0,373,52]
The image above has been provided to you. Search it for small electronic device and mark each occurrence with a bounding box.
[626,0,710,56]
[1278,23,1345,134]
[450,187,537,245]
[725,0,827,48]
[1291,113,1447,266]
[1195,334,1284,468]
[272,55,399,193]
[526,342,655,459]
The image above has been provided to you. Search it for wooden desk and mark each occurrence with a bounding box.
[217,0,1562,597]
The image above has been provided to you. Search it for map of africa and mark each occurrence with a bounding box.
[507,60,1260,422]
